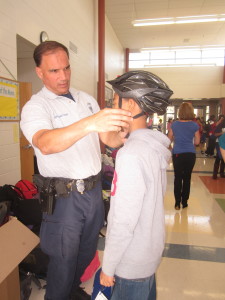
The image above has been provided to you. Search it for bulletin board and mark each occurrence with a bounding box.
[0,77,19,120]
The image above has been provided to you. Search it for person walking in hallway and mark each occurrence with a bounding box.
[168,102,200,210]
[212,115,225,179]
[205,115,217,157]
[20,41,132,300]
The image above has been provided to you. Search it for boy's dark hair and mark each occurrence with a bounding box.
[33,41,69,67]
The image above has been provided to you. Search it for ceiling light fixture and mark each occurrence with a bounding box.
[132,14,225,27]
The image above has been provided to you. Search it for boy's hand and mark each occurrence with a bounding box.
[100,270,115,287]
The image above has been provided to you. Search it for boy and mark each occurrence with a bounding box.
[100,70,173,300]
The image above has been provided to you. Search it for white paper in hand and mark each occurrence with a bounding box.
[95,291,108,300]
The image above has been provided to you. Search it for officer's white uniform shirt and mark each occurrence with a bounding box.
[20,87,101,179]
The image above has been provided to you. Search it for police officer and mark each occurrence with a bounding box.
[20,41,132,300]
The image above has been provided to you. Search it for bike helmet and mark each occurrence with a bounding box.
[107,70,173,116]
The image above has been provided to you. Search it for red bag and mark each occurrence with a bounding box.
[15,180,38,199]
[80,251,100,282]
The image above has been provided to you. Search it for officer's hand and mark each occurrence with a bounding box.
[88,108,133,133]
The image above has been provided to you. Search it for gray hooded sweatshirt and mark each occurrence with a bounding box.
[102,128,171,279]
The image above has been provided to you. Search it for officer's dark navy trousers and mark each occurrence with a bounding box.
[40,181,104,300]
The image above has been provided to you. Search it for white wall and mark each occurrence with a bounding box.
[0,0,125,185]
[139,66,224,99]
[0,0,97,185]
[17,57,43,94]
[0,0,96,185]
[0,122,21,184]
[105,16,124,82]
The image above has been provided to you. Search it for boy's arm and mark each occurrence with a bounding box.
[101,155,145,278]
[194,130,200,145]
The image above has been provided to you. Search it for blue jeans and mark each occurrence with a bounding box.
[110,274,156,300]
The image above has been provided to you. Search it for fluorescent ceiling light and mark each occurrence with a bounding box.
[132,14,225,27]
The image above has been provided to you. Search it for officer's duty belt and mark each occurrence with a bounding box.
[34,171,102,198]
[65,171,101,194]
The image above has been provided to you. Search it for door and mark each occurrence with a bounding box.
[19,82,34,181]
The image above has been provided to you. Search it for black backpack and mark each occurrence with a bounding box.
[19,246,49,300]
[0,184,42,233]
[0,202,8,226]
[0,184,23,222]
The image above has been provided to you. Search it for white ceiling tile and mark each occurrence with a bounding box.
[105,0,225,49]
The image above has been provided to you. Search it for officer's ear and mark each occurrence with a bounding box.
[36,67,43,80]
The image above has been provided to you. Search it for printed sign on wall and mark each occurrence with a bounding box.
[0,77,19,120]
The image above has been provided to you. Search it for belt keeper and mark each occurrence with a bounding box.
[66,179,74,191]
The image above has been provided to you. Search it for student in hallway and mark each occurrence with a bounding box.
[157,118,163,131]
[100,70,173,300]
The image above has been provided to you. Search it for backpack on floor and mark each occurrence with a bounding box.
[19,246,49,280]
[0,184,23,216]
[0,202,8,226]
[19,269,32,300]
[80,251,100,282]
[13,180,42,232]
[0,182,42,232]
[15,180,38,199]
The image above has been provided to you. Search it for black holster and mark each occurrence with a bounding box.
[33,174,57,215]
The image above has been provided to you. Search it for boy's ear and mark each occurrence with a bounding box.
[128,98,136,110]
[128,98,142,114]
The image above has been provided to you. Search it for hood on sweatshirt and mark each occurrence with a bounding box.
[126,129,171,169]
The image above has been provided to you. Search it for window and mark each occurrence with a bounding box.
[206,106,210,121]
[167,106,175,114]
[129,48,225,68]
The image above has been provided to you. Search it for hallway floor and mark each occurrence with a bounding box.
[30,152,225,300]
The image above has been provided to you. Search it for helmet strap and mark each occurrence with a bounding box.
[133,112,146,119]
[119,96,123,109]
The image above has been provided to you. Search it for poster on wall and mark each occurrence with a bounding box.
[0,77,19,120]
